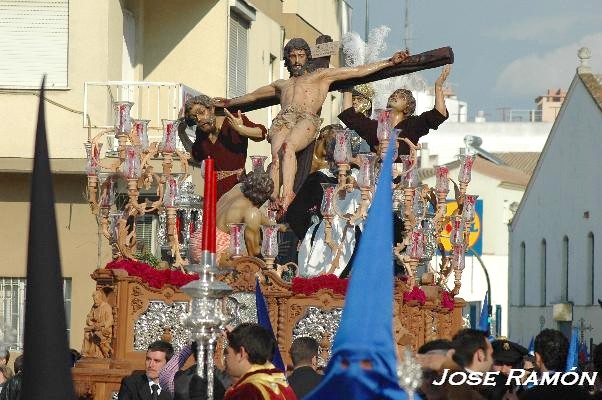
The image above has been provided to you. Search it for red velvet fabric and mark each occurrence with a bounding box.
[224,368,297,400]
[191,115,267,200]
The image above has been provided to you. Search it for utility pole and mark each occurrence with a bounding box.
[364,0,369,41]
[470,248,492,335]
[403,0,411,52]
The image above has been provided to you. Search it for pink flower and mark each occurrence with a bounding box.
[403,286,426,305]
[106,259,198,289]
[440,290,455,312]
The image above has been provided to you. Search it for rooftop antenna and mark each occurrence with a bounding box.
[403,0,412,52]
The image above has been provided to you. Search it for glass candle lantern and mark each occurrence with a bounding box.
[250,155,268,173]
[403,167,419,189]
[132,119,150,151]
[320,183,337,218]
[333,129,352,164]
[113,101,133,136]
[452,244,466,270]
[462,194,479,222]
[357,153,377,189]
[449,215,465,246]
[376,108,392,141]
[164,175,180,208]
[160,119,178,153]
[458,152,476,184]
[122,146,141,179]
[228,223,248,258]
[109,211,123,242]
[98,173,116,208]
[407,227,425,259]
[434,165,449,194]
[260,224,279,259]
[84,142,103,176]
[411,187,424,217]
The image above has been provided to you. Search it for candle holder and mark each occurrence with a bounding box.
[458,151,476,194]
[462,194,478,238]
[405,227,425,287]
[449,215,466,247]
[450,244,466,295]
[228,223,248,258]
[320,183,339,252]
[348,152,376,222]
[113,101,134,136]
[181,257,233,400]
[260,224,279,268]
[433,165,450,232]
[376,108,392,159]
[397,347,423,400]
[333,128,352,188]
[85,99,191,265]
[131,119,150,151]
[250,155,268,173]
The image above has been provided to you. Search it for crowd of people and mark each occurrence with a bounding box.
[109,325,602,400]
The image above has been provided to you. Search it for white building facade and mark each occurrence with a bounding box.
[508,50,602,345]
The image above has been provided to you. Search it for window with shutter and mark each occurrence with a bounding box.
[135,214,159,258]
[228,12,249,98]
[0,0,69,88]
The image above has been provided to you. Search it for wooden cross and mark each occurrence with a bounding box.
[222,46,454,113]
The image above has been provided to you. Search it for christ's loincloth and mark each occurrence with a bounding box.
[268,105,322,141]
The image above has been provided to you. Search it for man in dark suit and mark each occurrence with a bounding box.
[118,340,174,400]
[287,337,322,399]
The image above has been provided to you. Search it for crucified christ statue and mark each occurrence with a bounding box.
[214,38,410,210]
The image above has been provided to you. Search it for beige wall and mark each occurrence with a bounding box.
[143,0,228,96]
[0,173,108,350]
[283,0,343,41]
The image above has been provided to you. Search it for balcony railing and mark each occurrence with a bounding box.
[83,81,201,146]
[504,109,543,122]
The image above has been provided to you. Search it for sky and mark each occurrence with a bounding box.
[345,0,602,121]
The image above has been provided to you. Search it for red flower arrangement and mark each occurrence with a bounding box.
[291,274,349,296]
[440,290,455,312]
[403,286,426,305]
[106,259,198,289]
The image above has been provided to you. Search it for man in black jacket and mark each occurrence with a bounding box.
[118,340,174,400]
[287,337,322,399]
[519,329,590,400]
[0,355,22,400]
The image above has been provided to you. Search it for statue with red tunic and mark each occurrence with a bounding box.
[223,323,297,400]
[179,95,267,200]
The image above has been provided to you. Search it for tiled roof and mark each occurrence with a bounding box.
[418,156,530,187]
[491,152,540,175]
[579,73,602,112]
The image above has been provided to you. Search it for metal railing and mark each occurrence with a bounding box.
[505,109,543,122]
[83,81,202,149]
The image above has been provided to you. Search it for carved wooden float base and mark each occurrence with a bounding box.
[73,258,465,399]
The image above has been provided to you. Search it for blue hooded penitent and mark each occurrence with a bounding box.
[565,327,579,372]
[477,291,490,334]
[255,277,286,371]
[306,136,408,399]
